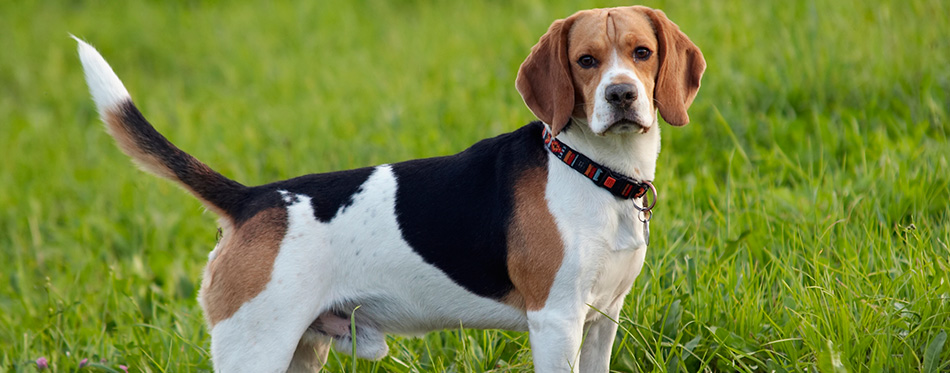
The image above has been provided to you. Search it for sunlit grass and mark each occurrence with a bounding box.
[1,0,948,371]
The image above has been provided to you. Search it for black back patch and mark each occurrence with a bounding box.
[271,167,373,223]
[391,122,548,299]
[236,167,375,225]
[274,168,376,223]
[229,122,551,302]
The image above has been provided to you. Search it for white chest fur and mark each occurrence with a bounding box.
[542,123,659,315]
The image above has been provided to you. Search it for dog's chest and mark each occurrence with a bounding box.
[587,245,647,317]
[545,154,648,253]
[584,182,651,309]
[544,157,651,311]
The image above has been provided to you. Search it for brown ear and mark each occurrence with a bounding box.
[516,16,576,135]
[647,8,706,126]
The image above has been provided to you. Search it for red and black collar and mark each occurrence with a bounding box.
[542,126,653,200]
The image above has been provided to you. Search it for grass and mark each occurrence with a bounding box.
[1,0,948,371]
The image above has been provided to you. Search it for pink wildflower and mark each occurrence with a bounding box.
[79,358,89,368]
[119,364,129,372]
[36,357,48,370]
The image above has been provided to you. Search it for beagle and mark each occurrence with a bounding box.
[75,5,704,373]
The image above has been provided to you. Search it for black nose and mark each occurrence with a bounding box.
[605,83,637,109]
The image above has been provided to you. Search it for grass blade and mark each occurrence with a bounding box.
[351,305,361,372]
[923,330,947,373]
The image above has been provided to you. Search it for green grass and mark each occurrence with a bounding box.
[2,0,948,371]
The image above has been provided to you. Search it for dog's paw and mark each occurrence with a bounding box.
[332,325,389,360]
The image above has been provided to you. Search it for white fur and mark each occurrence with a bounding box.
[207,165,528,372]
[590,50,655,135]
[560,116,660,183]
[525,122,654,372]
[532,45,660,368]
[73,36,131,116]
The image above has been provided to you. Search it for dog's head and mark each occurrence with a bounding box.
[516,6,705,136]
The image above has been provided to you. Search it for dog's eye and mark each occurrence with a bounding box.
[634,47,652,61]
[577,55,598,69]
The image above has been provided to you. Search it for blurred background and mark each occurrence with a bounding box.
[1,0,948,371]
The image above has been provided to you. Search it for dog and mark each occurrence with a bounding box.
[75,5,703,372]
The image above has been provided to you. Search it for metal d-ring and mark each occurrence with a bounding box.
[635,181,657,246]
[638,209,652,223]
[633,180,657,213]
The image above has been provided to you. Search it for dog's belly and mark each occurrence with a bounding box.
[274,164,528,335]
[339,292,529,335]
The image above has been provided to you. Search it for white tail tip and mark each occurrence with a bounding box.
[72,35,131,115]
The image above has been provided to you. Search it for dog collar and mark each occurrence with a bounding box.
[541,126,654,201]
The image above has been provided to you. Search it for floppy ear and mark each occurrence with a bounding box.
[647,8,706,126]
[516,16,577,136]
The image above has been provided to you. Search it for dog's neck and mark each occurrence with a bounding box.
[554,117,661,182]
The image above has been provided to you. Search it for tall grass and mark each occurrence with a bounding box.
[1,0,948,371]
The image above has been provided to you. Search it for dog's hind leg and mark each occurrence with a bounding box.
[204,274,334,372]
[203,191,343,372]
[209,310,320,373]
[288,332,331,373]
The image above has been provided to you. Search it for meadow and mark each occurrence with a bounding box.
[1,0,948,371]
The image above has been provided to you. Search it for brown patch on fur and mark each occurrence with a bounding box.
[642,7,706,126]
[202,207,288,325]
[500,288,527,310]
[516,15,578,136]
[505,167,564,311]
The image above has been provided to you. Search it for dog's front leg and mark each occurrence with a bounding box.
[527,308,586,372]
[577,304,623,373]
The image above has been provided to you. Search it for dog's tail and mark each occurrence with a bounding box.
[74,36,248,221]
